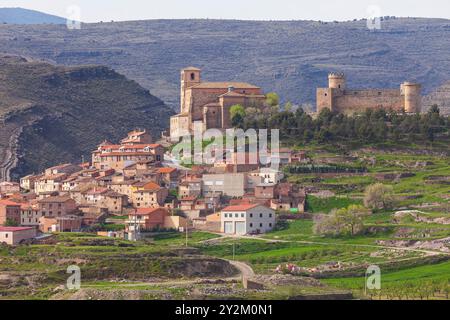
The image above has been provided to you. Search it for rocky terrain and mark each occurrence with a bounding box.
[0,17,449,109]
[0,55,172,180]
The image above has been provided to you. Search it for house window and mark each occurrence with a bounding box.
[249,213,253,218]
[260,223,263,227]
[259,213,263,218]
[190,73,195,80]
[269,213,272,218]
[269,223,273,227]
[5,234,8,238]
[241,213,244,218]
[235,213,238,218]
[249,223,253,227]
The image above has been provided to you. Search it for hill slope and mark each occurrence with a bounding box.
[0,55,172,180]
[0,8,66,25]
[0,18,449,109]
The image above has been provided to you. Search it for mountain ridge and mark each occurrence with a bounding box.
[0,17,448,111]
[0,7,67,25]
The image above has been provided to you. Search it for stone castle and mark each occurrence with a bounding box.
[317,73,422,114]
[170,67,266,141]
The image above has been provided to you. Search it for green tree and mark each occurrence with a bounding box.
[313,205,370,237]
[230,104,246,127]
[364,183,395,210]
[4,218,19,227]
[266,92,280,107]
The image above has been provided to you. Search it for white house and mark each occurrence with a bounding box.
[0,226,37,245]
[248,168,284,184]
[221,204,276,235]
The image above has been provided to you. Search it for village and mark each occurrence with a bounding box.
[0,67,318,245]
[0,127,310,245]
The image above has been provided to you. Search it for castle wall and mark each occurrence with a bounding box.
[317,88,334,112]
[332,89,404,114]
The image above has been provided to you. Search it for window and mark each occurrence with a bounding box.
[5,234,8,238]
[269,223,273,227]
[190,73,195,80]
[259,213,263,218]
[260,223,263,227]
[241,213,244,218]
[269,213,272,218]
[249,223,253,227]
[224,213,228,218]
[235,213,238,218]
[249,213,253,218]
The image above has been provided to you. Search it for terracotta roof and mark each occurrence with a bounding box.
[222,204,260,211]
[192,82,260,89]
[99,152,155,157]
[0,226,34,232]
[37,196,73,203]
[0,199,21,206]
[134,181,162,191]
[157,167,176,174]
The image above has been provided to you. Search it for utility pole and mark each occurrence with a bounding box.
[232,242,235,261]
[185,220,188,247]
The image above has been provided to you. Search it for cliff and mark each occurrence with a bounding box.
[0,55,172,180]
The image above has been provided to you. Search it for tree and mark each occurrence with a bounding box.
[364,183,395,210]
[4,218,19,227]
[313,205,370,237]
[265,92,280,107]
[230,104,245,127]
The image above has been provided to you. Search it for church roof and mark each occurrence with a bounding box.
[183,66,201,71]
[192,82,260,89]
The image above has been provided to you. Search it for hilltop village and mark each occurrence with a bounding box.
[0,67,426,244]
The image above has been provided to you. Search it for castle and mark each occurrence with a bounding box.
[317,73,422,114]
[170,67,266,141]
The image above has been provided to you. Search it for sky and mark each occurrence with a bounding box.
[1,0,449,22]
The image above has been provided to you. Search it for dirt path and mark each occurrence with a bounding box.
[204,233,449,257]
[228,260,255,278]
[83,259,254,289]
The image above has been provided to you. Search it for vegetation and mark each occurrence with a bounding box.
[363,183,395,210]
[236,106,449,146]
[313,205,371,236]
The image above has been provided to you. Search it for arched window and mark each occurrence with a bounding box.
[190,73,195,80]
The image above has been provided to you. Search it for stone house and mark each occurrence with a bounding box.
[0,199,21,225]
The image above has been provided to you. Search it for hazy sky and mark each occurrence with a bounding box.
[1,0,449,22]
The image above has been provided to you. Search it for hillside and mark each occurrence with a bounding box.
[0,17,449,109]
[0,55,172,180]
[0,8,66,25]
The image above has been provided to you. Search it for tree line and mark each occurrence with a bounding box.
[230,95,450,145]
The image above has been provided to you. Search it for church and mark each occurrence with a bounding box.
[170,67,266,141]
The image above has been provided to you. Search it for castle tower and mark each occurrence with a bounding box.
[180,67,201,114]
[401,82,422,113]
[328,72,346,90]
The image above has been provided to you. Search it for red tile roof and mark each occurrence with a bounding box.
[0,226,34,232]
[222,204,260,211]
[0,199,21,206]
[157,167,176,174]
